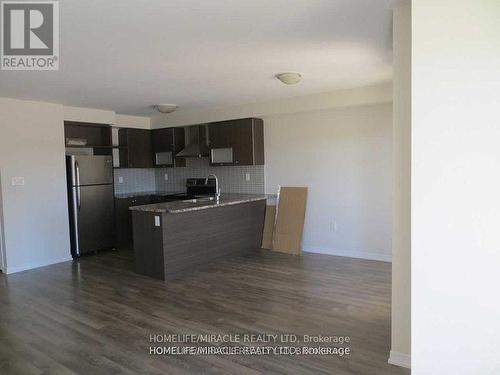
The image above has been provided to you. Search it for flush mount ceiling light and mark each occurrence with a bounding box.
[156,104,178,113]
[275,72,302,85]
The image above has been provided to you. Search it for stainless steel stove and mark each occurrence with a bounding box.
[163,178,217,201]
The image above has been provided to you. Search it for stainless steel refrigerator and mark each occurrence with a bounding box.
[66,155,115,257]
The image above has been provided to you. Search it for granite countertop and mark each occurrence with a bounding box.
[129,193,269,214]
[114,190,184,199]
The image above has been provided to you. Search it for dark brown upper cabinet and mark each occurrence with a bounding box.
[151,127,186,167]
[64,121,112,147]
[118,128,153,168]
[64,121,115,156]
[208,118,264,166]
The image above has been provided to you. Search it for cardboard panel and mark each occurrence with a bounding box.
[272,187,308,255]
[261,205,276,249]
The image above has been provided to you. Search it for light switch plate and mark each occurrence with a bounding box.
[11,177,25,186]
[154,216,161,227]
[245,173,251,181]
[330,221,338,232]
[164,173,168,181]
[118,176,124,184]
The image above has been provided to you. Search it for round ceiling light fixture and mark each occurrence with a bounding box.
[156,104,178,113]
[275,72,302,85]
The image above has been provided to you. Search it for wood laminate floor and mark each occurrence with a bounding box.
[0,249,409,375]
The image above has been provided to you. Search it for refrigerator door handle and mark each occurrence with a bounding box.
[75,160,81,186]
[77,186,81,210]
[75,161,81,210]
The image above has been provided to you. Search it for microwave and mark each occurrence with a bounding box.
[155,151,173,165]
[210,148,233,164]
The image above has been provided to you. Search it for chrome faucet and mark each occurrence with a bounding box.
[205,173,221,202]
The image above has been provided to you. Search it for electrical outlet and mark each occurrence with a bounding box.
[164,173,169,181]
[245,173,251,181]
[118,176,124,184]
[11,177,25,186]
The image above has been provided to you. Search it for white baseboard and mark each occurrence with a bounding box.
[388,350,411,369]
[302,247,392,262]
[5,255,73,274]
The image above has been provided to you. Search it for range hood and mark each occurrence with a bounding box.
[176,125,210,158]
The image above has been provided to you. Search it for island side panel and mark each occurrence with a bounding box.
[162,200,266,279]
[132,210,165,280]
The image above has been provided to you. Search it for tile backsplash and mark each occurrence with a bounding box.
[156,158,265,194]
[114,158,264,195]
[114,168,156,194]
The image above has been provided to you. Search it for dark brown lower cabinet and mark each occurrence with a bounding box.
[115,196,150,244]
[132,200,266,280]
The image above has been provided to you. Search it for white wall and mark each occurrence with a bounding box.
[264,104,392,261]
[63,106,115,124]
[151,83,392,128]
[63,105,150,129]
[390,2,411,369]
[115,114,150,129]
[0,171,5,271]
[0,98,72,273]
[412,1,500,373]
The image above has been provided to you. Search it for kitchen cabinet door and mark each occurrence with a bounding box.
[152,128,174,152]
[118,129,153,168]
[209,122,234,149]
[208,121,234,166]
[231,119,254,166]
[151,127,186,167]
[115,196,151,244]
[173,127,186,167]
[208,118,264,166]
[115,197,134,245]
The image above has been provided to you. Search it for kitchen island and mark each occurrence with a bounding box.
[129,194,267,280]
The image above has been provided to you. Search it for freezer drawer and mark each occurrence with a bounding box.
[70,184,115,256]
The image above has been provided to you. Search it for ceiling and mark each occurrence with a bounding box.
[0,0,394,116]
